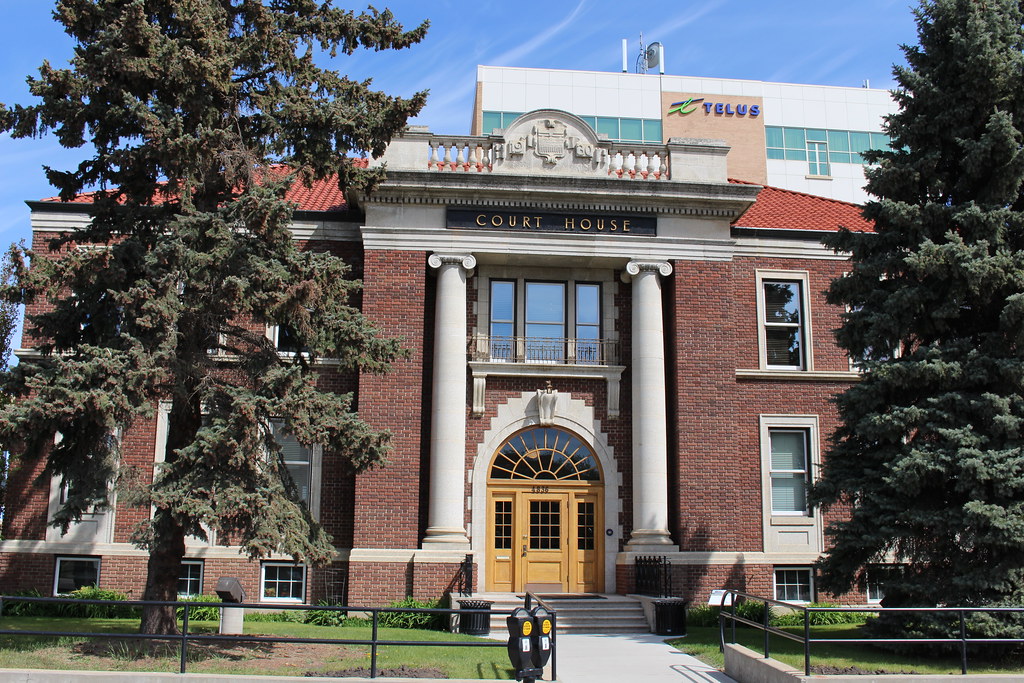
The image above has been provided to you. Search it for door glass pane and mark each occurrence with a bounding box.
[494,500,512,549]
[577,501,595,550]
[529,500,561,550]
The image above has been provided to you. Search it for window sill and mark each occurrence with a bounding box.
[469,361,625,418]
[805,174,833,180]
[737,369,860,382]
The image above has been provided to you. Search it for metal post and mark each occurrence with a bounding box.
[803,609,811,676]
[179,602,190,674]
[371,608,379,679]
[960,610,968,675]
[550,613,557,681]
[465,554,473,595]
[763,600,770,659]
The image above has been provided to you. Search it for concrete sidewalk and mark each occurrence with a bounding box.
[554,633,737,683]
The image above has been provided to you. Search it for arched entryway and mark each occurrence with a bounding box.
[486,426,604,593]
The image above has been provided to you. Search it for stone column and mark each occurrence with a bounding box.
[423,253,475,547]
[625,260,677,550]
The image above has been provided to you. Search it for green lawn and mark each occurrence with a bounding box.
[0,616,513,679]
[670,625,1024,675]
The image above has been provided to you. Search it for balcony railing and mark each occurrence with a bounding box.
[469,334,618,365]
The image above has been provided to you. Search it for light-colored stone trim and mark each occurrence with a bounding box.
[471,391,622,593]
[422,253,474,548]
[736,369,860,382]
[469,362,625,419]
[625,260,676,551]
[362,225,738,263]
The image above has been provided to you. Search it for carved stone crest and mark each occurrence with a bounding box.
[531,119,568,163]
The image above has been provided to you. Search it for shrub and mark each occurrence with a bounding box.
[733,599,773,625]
[59,587,139,619]
[687,604,721,627]
[377,597,446,631]
[2,589,47,617]
[246,608,307,623]
[772,602,870,627]
[304,600,347,627]
[176,594,222,622]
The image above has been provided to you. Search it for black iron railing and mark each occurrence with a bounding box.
[0,594,508,678]
[443,553,475,598]
[634,555,671,597]
[716,589,1024,676]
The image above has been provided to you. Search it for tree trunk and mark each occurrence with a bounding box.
[140,508,187,634]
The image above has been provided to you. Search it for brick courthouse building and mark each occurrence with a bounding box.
[0,102,876,607]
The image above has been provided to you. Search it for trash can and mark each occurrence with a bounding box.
[653,598,689,636]
[457,599,494,636]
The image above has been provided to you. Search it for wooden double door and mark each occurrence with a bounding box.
[487,486,602,593]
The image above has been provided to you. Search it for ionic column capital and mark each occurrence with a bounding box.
[623,260,672,279]
[428,253,477,271]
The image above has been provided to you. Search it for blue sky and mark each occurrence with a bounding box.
[0,1,918,342]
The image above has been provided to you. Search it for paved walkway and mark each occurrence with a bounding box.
[554,633,737,683]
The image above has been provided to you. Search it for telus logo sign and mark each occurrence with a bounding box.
[668,97,760,117]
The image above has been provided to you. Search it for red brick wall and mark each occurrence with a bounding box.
[353,250,430,549]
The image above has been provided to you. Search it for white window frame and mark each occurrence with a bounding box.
[476,266,616,366]
[767,428,812,517]
[53,556,101,595]
[269,419,323,519]
[760,415,823,554]
[774,567,814,604]
[260,562,306,603]
[46,432,117,544]
[178,559,204,597]
[755,270,813,371]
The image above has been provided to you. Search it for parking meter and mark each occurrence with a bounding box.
[529,606,554,670]
[506,607,543,682]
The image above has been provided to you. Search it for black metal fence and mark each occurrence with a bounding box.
[0,594,528,679]
[634,555,672,597]
[717,589,1024,676]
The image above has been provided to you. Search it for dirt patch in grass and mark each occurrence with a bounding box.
[812,664,922,675]
[306,665,447,678]
[65,638,365,674]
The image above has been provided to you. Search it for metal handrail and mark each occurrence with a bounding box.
[469,334,619,365]
[0,594,507,678]
[716,589,1024,676]
[524,591,558,682]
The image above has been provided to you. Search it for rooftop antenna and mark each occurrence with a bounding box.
[635,33,648,74]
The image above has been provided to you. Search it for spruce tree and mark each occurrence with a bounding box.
[0,1,427,634]
[813,0,1024,607]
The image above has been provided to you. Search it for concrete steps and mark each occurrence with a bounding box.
[463,593,651,635]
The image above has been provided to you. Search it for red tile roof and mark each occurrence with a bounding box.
[731,179,874,233]
[39,161,369,213]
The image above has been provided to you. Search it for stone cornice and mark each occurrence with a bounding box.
[358,169,758,218]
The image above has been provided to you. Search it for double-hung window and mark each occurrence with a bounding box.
[270,420,315,509]
[757,271,812,371]
[769,429,811,515]
[487,279,603,364]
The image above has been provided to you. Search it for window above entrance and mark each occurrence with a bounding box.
[473,272,617,366]
[490,427,601,481]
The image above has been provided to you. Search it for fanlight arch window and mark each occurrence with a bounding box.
[490,427,601,481]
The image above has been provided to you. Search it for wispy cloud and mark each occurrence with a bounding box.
[483,0,588,67]
[646,0,728,42]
